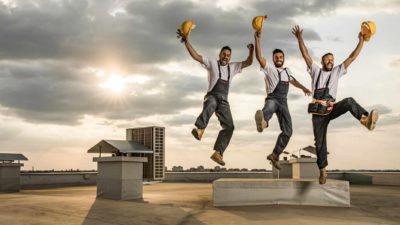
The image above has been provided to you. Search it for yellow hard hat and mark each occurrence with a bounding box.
[361,21,376,41]
[252,15,267,32]
[181,20,196,39]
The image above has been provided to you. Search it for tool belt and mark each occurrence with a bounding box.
[308,99,334,115]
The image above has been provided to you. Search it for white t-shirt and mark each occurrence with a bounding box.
[260,63,295,94]
[308,62,347,100]
[201,57,242,92]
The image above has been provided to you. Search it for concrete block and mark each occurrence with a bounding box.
[213,178,350,207]
[272,160,292,178]
[93,157,147,200]
[96,179,143,200]
[0,163,22,192]
[290,158,319,179]
[0,179,20,192]
[97,162,143,180]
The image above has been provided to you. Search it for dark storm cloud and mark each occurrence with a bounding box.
[0,0,336,63]
[0,0,345,125]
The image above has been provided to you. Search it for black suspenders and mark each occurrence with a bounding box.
[276,68,290,82]
[218,61,230,81]
[315,69,332,89]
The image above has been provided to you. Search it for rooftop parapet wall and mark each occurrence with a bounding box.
[17,172,400,188]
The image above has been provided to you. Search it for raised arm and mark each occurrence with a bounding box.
[254,31,267,68]
[292,25,313,68]
[241,43,254,69]
[289,79,312,96]
[177,29,203,64]
[184,39,204,64]
[343,32,365,70]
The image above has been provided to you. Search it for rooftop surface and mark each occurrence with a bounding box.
[0,183,399,225]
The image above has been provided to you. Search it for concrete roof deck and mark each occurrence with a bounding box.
[0,183,399,225]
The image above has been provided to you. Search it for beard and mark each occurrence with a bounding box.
[220,58,229,65]
[323,63,333,71]
[274,61,284,68]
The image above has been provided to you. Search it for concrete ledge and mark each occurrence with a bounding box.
[213,178,350,207]
[21,172,96,188]
[165,172,272,182]
[93,156,147,163]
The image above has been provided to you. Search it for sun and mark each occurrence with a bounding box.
[98,74,126,94]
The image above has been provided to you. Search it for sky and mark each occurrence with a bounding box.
[0,0,399,170]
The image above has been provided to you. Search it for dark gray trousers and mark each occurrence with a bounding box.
[262,97,293,156]
[195,93,234,155]
[312,97,368,169]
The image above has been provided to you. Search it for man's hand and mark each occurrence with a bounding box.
[292,25,303,40]
[247,43,254,51]
[254,31,261,39]
[292,24,313,67]
[241,43,254,69]
[327,101,334,112]
[358,31,365,42]
[303,88,312,96]
[343,31,365,69]
[176,29,186,43]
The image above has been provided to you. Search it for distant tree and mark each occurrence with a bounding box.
[196,165,205,172]
[172,166,184,172]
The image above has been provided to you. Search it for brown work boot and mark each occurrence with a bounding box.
[210,151,225,166]
[267,153,281,170]
[255,110,268,132]
[360,110,379,131]
[319,168,328,185]
[191,128,205,141]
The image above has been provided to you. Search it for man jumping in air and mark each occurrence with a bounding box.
[292,25,379,184]
[254,31,311,170]
[177,29,254,166]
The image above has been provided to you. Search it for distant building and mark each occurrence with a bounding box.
[126,126,165,181]
[0,153,28,192]
[88,126,165,181]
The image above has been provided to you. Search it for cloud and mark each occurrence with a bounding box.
[369,104,392,115]
[377,114,400,126]
[0,60,204,124]
[0,0,399,171]
[164,114,197,126]
[0,120,22,141]
[288,93,303,100]
[339,0,400,14]
[327,36,343,42]
[389,58,400,68]
[312,104,398,130]
[0,0,343,125]
[0,0,333,65]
